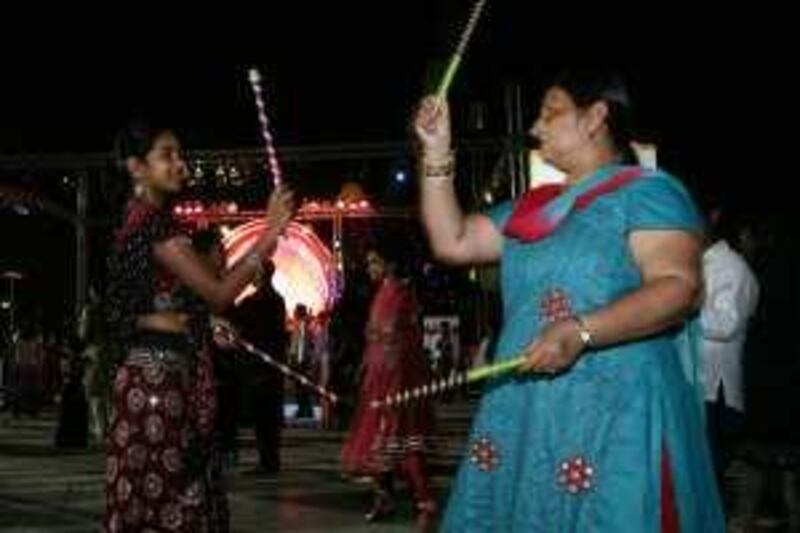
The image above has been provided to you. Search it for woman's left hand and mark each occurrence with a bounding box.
[518,319,585,375]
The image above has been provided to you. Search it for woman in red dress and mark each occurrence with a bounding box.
[341,246,436,530]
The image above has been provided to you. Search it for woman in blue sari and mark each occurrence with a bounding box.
[413,69,725,532]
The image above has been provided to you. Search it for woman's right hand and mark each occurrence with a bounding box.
[413,96,452,160]
[265,185,294,234]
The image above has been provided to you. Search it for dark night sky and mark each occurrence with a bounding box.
[0,4,793,210]
[1,4,790,189]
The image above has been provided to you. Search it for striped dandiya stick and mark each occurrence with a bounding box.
[215,322,339,404]
[247,68,283,187]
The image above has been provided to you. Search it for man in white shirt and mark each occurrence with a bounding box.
[700,208,760,493]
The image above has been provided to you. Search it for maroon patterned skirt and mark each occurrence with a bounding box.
[103,345,227,532]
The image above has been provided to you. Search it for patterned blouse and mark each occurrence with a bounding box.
[105,197,208,358]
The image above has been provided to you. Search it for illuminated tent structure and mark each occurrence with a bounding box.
[222,220,337,316]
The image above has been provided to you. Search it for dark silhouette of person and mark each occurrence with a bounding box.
[228,261,288,472]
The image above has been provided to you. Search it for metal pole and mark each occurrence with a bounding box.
[333,211,344,297]
[75,173,89,317]
[514,84,527,195]
[504,84,518,198]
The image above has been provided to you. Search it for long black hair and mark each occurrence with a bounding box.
[191,226,223,256]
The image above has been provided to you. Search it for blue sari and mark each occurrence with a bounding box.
[442,166,725,532]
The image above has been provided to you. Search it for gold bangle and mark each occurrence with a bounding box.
[420,152,455,178]
[421,151,454,164]
[423,174,454,183]
[422,161,455,177]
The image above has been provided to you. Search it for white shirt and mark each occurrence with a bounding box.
[700,240,760,411]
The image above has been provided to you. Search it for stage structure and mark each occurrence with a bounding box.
[0,138,503,319]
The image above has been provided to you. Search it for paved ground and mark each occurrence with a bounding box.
[0,400,474,532]
[2,399,800,532]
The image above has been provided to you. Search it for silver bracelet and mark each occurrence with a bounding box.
[244,251,264,277]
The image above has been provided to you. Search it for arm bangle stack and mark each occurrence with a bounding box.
[421,151,456,180]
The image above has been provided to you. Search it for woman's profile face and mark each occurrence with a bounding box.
[530,87,590,170]
[133,131,189,195]
[365,250,387,283]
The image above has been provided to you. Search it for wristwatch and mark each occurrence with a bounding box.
[571,316,595,349]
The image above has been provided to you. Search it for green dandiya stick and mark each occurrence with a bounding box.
[435,0,488,101]
[370,354,525,410]
[435,55,463,101]
[466,355,525,381]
